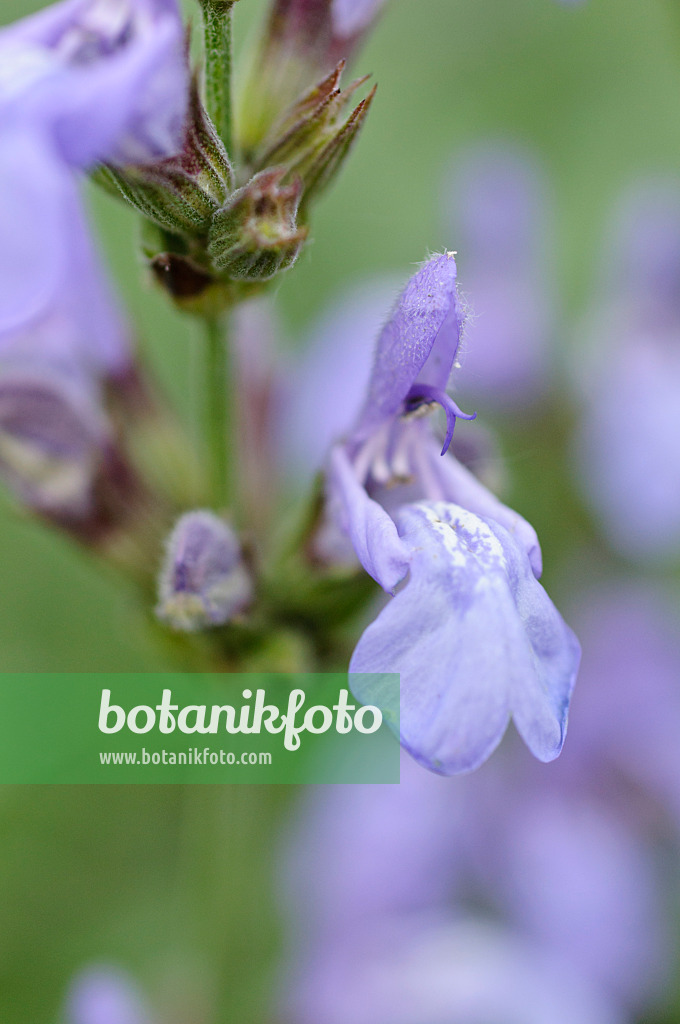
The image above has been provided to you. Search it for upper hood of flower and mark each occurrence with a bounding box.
[352,252,466,443]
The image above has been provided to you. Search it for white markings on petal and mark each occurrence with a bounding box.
[407,501,508,574]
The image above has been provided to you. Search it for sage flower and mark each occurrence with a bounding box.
[324,253,580,773]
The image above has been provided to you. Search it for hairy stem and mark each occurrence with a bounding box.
[202,2,236,156]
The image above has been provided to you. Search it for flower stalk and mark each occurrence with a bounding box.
[204,313,231,511]
[202,0,237,157]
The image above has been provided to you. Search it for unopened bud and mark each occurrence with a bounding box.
[156,511,253,631]
[208,168,308,280]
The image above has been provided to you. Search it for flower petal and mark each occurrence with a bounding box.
[426,440,543,576]
[0,128,69,335]
[0,131,130,377]
[328,443,410,592]
[350,502,579,774]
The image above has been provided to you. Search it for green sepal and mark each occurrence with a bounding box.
[97,78,234,238]
[296,83,377,208]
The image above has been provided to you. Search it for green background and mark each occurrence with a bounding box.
[1,0,678,1020]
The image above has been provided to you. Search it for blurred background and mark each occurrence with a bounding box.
[2,0,680,1020]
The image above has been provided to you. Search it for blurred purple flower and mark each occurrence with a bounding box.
[284,278,399,479]
[0,0,186,168]
[331,0,388,41]
[0,362,110,521]
[66,966,152,1024]
[285,918,625,1024]
[562,584,680,831]
[0,145,129,377]
[0,0,187,361]
[321,254,579,773]
[0,0,187,515]
[281,765,628,1023]
[280,752,461,943]
[499,795,668,1009]
[446,143,555,407]
[574,181,680,560]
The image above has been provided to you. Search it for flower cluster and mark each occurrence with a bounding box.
[0,0,581,781]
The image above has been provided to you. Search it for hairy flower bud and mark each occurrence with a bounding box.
[156,510,253,631]
[208,167,308,280]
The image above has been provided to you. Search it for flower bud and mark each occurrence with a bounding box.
[156,510,253,631]
[208,167,308,280]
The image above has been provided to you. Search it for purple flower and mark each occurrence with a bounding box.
[327,254,542,588]
[0,0,186,168]
[0,0,187,356]
[322,253,579,773]
[280,581,680,1023]
[65,966,152,1024]
[446,143,555,407]
[0,0,187,515]
[285,918,625,1024]
[574,182,680,560]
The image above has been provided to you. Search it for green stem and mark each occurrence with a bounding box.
[204,314,230,510]
[202,1,235,156]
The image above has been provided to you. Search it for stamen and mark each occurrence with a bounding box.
[403,384,476,456]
